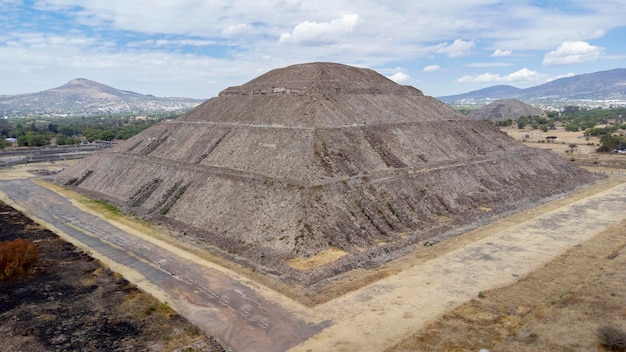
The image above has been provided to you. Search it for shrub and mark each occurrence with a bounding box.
[0,238,39,281]
[565,123,580,132]
[597,325,626,351]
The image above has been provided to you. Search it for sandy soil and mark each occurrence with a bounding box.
[0,160,79,180]
[388,217,626,351]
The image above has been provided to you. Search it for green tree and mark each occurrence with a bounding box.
[16,135,27,147]
[598,134,626,152]
[565,123,580,132]
[18,132,50,146]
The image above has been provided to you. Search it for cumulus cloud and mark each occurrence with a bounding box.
[543,41,604,66]
[456,68,546,84]
[387,72,409,83]
[434,39,475,58]
[279,14,360,44]
[423,65,440,72]
[491,49,512,57]
[3,1,626,98]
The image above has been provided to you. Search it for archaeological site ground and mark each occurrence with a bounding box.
[2,62,625,351]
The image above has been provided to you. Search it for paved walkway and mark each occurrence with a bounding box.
[0,179,325,352]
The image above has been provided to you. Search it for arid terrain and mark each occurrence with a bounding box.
[502,124,626,171]
[1,123,625,351]
[382,126,626,352]
[0,196,224,351]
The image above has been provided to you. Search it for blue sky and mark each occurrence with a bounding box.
[1,0,625,99]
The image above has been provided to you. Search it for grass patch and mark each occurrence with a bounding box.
[92,199,122,216]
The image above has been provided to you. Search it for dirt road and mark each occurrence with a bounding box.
[0,179,325,352]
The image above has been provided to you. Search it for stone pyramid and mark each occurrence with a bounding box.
[55,62,599,285]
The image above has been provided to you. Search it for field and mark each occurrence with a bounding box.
[502,124,626,171]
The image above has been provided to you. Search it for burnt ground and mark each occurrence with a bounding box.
[0,201,225,352]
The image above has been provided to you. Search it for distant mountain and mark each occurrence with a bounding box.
[438,68,626,106]
[0,78,205,117]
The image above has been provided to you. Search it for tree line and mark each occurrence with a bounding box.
[1,113,180,148]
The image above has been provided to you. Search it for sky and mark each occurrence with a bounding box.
[1,0,626,99]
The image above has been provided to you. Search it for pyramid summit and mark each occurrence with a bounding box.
[54,62,600,286]
[182,62,445,129]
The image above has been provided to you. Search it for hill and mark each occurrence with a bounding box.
[439,68,626,106]
[0,79,204,117]
[467,99,546,120]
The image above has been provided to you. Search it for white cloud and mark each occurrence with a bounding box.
[3,1,626,98]
[545,72,575,82]
[423,65,440,72]
[222,23,251,37]
[279,14,360,44]
[491,49,512,57]
[543,41,604,66]
[387,72,409,83]
[457,68,546,84]
[155,39,215,47]
[434,39,475,58]
[464,62,511,67]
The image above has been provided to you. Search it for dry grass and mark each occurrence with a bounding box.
[0,238,39,281]
[387,218,626,352]
[286,247,348,271]
[501,125,626,171]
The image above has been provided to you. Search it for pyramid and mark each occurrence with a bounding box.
[54,63,600,286]
[467,99,546,120]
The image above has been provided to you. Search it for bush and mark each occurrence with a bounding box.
[597,325,626,351]
[565,123,580,132]
[0,239,39,281]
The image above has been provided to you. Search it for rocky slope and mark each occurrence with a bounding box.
[54,62,602,287]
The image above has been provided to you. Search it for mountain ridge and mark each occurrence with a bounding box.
[438,68,626,106]
[0,78,204,117]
